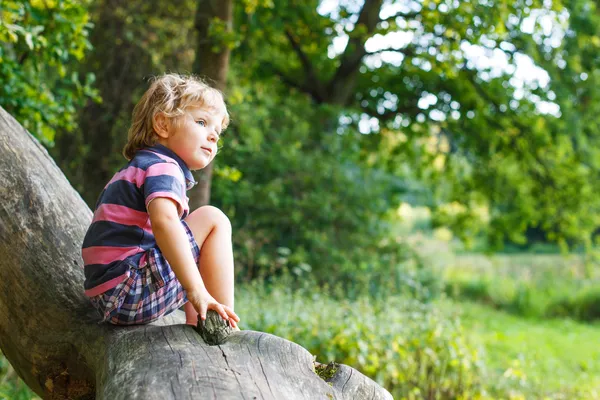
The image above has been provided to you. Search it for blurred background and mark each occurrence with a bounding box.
[2,0,600,398]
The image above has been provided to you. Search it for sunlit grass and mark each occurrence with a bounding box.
[441,300,600,398]
[442,252,600,321]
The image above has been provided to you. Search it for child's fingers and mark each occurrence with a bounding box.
[188,296,205,320]
[199,303,207,321]
[210,303,229,321]
[221,305,240,322]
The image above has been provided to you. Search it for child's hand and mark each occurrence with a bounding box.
[187,287,240,329]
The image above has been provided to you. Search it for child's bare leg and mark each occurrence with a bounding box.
[183,206,235,326]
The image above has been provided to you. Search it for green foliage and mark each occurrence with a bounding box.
[50,0,200,204]
[453,300,600,398]
[0,352,37,400]
[426,0,600,249]
[213,76,423,292]
[443,252,600,321]
[0,0,98,144]
[6,0,600,257]
[227,0,600,249]
[314,362,338,381]
[237,279,485,399]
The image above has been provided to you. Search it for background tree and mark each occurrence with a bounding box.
[0,0,97,144]
[189,0,234,208]
[9,0,600,281]
[52,0,197,204]
[218,0,600,250]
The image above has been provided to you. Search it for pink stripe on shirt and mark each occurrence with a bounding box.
[104,166,146,189]
[85,272,130,297]
[146,191,186,218]
[145,162,182,179]
[103,162,183,190]
[145,150,178,164]
[82,246,142,266]
[92,204,152,233]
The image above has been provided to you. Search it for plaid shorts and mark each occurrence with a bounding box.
[89,220,200,325]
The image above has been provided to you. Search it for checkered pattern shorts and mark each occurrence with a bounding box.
[89,220,200,325]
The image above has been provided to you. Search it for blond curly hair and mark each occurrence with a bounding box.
[123,73,229,160]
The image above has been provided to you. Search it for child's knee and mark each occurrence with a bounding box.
[195,205,232,231]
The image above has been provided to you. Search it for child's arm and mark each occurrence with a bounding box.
[148,198,239,324]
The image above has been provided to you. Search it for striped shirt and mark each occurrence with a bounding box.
[82,144,196,297]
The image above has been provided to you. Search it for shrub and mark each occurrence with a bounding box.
[442,253,600,322]
[237,279,485,399]
[548,286,600,321]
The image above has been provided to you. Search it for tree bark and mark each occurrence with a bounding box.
[190,0,233,209]
[273,0,386,107]
[0,106,392,399]
[327,0,384,105]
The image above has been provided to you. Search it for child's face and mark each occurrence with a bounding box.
[161,106,224,170]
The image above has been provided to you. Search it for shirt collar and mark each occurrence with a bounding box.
[146,144,197,190]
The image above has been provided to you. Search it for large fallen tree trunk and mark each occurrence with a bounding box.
[0,106,393,400]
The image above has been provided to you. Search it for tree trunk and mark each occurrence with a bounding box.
[0,106,392,399]
[190,0,233,209]
[52,0,159,207]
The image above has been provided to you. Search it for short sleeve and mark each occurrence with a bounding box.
[142,161,186,217]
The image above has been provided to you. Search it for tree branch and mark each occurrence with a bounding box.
[361,102,421,123]
[283,28,317,81]
[263,62,322,101]
[283,28,326,100]
[366,45,417,57]
[382,11,419,23]
[463,68,530,132]
[327,0,385,105]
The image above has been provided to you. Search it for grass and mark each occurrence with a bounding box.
[442,253,600,321]
[236,279,600,399]
[441,300,600,398]
[412,239,600,321]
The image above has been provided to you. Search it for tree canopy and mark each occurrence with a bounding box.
[2,0,600,283]
[223,0,599,249]
[0,0,97,144]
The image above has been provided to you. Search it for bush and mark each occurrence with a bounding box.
[444,274,600,322]
[441,253,600,322]
[237,279,485,399]
[0,352,38,400]
[0,0,97,144]
[212,82,418,293]
[547,286,600,321]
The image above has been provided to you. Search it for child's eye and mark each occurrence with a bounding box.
[196,120,206,127]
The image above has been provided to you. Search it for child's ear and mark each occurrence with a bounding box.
[153,112,170,139]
